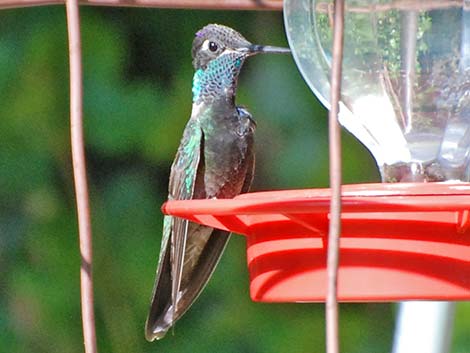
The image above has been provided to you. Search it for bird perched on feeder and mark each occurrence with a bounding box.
[145,24,290,341]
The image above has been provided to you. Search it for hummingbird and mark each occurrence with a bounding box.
[145,23,290,341]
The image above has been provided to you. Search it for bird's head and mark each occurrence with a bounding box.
[191,24,289,104]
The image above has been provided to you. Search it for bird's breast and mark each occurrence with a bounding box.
[199,107,255,198]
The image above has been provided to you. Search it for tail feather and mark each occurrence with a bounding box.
[145,228,230,341]
[145,238,173,341]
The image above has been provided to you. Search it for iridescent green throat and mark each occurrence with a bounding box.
[192,53,243,103]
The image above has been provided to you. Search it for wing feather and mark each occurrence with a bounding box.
[145,119,203,341]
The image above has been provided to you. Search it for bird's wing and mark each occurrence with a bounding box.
[175,110,255,318]
[238,108,255,194]
[168,120,204,318]
[145,119,203,341]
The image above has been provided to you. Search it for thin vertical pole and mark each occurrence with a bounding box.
[326,1,345,353]
[400,11,418,133]
[392,302,455,353]
[65,1,98,352]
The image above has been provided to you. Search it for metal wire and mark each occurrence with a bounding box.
[65,0,98,352]
[0,0,283,10]
[326,0,345,353]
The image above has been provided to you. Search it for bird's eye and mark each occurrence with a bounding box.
[208,41,218,52]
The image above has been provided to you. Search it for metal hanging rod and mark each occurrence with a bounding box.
[0,0,283,10]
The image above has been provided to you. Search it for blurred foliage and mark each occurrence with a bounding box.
[0,5,467,353]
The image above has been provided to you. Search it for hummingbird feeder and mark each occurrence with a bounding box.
[163,0,470,304]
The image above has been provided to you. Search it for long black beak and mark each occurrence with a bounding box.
[244,44,291,55]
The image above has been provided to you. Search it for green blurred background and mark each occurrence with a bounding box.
[0,6,468,353]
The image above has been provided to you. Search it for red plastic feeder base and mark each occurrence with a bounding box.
[162,183,470,303]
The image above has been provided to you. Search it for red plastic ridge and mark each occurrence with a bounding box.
[162,183,470,302]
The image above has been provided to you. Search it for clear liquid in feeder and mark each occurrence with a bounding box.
[285,0,470,182]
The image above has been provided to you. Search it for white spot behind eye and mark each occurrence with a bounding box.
[201,40,210,51]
